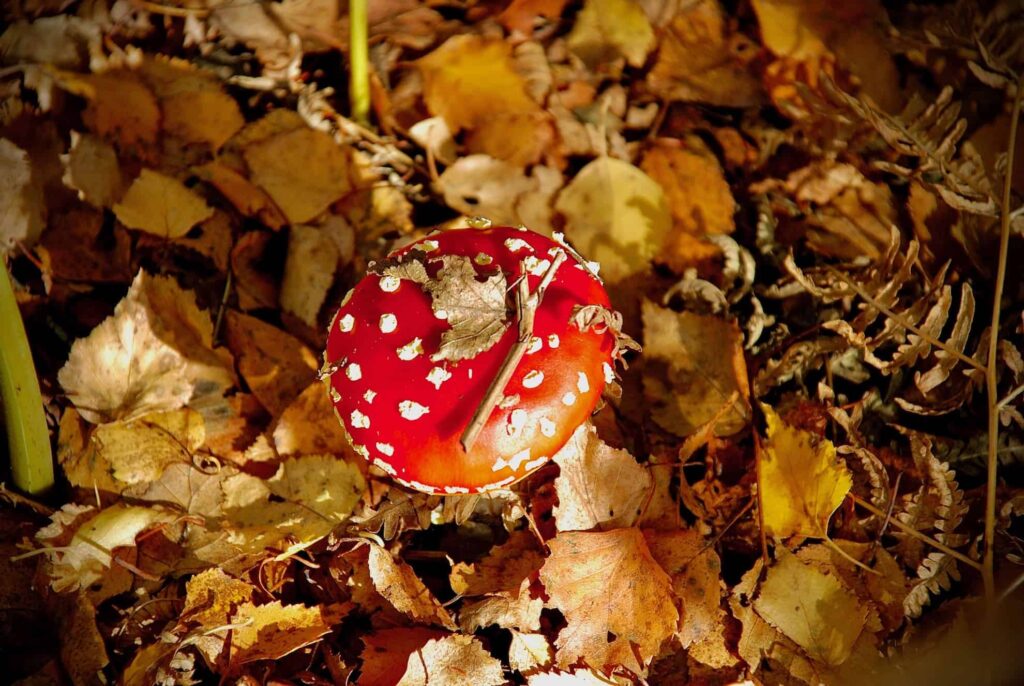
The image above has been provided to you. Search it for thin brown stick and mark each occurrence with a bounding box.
[827,267,986,373]
[985,76,1024,608]
[849,493,982,571]
[460,251,567,451]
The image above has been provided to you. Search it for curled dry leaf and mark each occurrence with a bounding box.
[194,160,288,230]
[552,423,652,532]
[113,169,215,238]
[567,0,655,69]
[555,157,672,284]
[58,270,234,424]
[367,544,457,630]
[177,567,255,665]
[753,548,867,666]
[540,528,678,673]
[758,404,852,540]
[427,255,510,362]
[395,634,505,686]
[641,300,750,437]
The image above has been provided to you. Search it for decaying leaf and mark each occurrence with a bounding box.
[555,157,672,284]
[641,300,750,437]
[552,423,652,531]
[509,630,553,673]
[753,548,867,666]
[567,0,655,69]
[426,255,510,362]
[113,169,215,238]
[540,528,678,673]
[758,404,852,539]
[59,270,234,424]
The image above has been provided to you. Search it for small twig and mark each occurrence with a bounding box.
[460,252,567,451]
[212,269,232,345]
[985,75,1024,609]
[348,0,370,125]
[826,267,986,373]
[849,493,982,572]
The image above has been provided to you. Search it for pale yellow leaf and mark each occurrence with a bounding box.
[509,631,553,673]
[113,169,214,238]
[555,157,672,283]
[228,601,339,669]
[567,0,654,68]
[280,223,339,326]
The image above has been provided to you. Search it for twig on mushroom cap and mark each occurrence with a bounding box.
[461,250,568,451]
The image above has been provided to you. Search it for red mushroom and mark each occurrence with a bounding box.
[323,225,627,494]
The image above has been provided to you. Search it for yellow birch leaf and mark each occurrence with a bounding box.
[395,634,505,686]
[753,548,867,666]
[113,169,214,238]
[567,0,655,68]
[367,543,457,630]
[554,157,672,283]
[758,404,852,539]
[228,601,340,669]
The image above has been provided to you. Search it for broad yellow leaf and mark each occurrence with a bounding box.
[228,601,343,669]
[540,528,678,672]
[113,169,214,238]
[567,0,655,68]
[753,548,866,665]
[554,157,672,283]
[641,301,750,437]
[758,404,852,539]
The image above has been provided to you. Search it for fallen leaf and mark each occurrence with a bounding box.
[0,137,43,250]
[230,230,281,310]
[61,131,124,208]
[280,223,339,326]
[440,154,557,229]
[113,169,214,238]
[647,0,762,107]
[758,404,852,539]
[243,126,353,224]
[540,528,678,673]
[273,381,360,457]
[509,630,553,673]
[753,548,867,666]
[58,271,233,423]
[567,0,655,69]
[555,157,672,284]
[228,601,341,670]
[426,255,510,362]
[55,69,160,155]
[358,627,449,686]
[223,310,319,417]
[193,160,288,229]
[0,16,100,69]
[395,634,505,686]
[179,567,255,629]
[552,423,653,531]
[641,137,736,271]
[368,544,457,629]
[499,0,569,36]
[641,301,750,437]
[37,206,132,283]
[526,669,616,684]
[55,592,111,686]
[417,35,540,133]
[465,110,557,167]
[451,530,545,631]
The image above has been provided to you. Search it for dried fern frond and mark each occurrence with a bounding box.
[824,79,998,216]
[904,551,961,619]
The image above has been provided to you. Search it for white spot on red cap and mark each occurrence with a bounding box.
[420,239,439,252]
[376,442,394,456]
[526,337,543,354]
[379,275,400,292]
[577,372,590,393]
[398,400,430,420]
[561,392,576,406]
[547,334,560,348]
[522,370,544,388]
[504,237,531,252]
[434,309,449,320]
[397,337,424,361]
[345,362,362,381]
[339,313,354,332]
[499,394,520,409]
[373,457,396,475]
[350,409,370,429]
[364,389,377,403]
[444,485,470,494]
[329,387,341,402]
[379,313,397,333]
[482,475,517,491]
[524,256,551,276]
[426,366,452,389]
[603,362,615,384]
[507,409,528,437]
[524,456,548,471]
[508,449,531,470]
[539,417,556,437]
[353,444,369,458]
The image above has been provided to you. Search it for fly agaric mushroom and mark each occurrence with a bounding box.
[324,225,630,494]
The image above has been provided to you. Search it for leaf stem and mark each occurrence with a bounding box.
[849,493,981,571]
[826,267,986,373]
[984,76,1024,608]
[348,0,370,126]
[460,251,567,452]
[0,262,54,495]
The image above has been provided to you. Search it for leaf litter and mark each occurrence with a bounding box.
[2,1,1024,684]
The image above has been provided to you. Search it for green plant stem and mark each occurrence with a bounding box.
[984,77,1024,609]
[348,0,370,126]
[0,262,54,495]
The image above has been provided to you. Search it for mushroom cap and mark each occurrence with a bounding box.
[325,226,615,494]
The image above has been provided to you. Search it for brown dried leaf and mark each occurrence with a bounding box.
[540,528,678,673]
[552,423,652,532]
[0,137,43,250]
[113,169,214,238]
[425,255,510,363]
[55,69,160,154]
[228,601,341,670]
[395,634,505,686]
[193,160,287,230]
[358,627,448,686]
[280,223,339,326]
[367,544,457,629]
[641,301,750,437]
[567,0,655,68]
[61,131,124,208]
